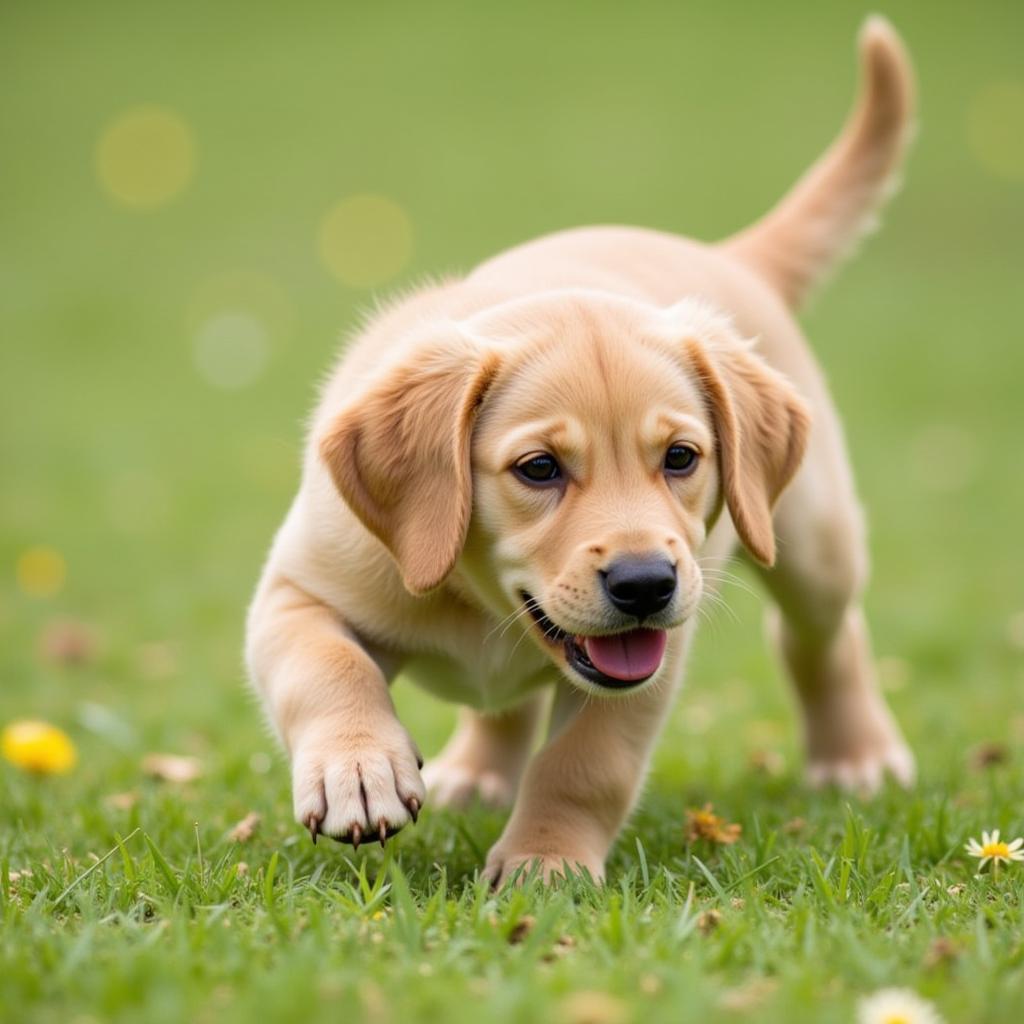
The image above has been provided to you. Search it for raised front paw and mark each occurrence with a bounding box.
[482,841,605,887]
[291,720,426,847]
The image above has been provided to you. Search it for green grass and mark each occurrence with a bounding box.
[2,1,1023,1021]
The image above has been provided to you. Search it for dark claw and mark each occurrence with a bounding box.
[350,823,362,851]
[378,819,387,847]
[406,797,420,824]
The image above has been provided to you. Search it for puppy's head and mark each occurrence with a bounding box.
[321,293,809,696]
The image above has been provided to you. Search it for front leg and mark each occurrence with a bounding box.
[246,574,425,845]
[483,634,688,885]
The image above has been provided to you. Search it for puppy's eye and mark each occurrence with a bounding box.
[664,444,699,477]
[514,452,562,485]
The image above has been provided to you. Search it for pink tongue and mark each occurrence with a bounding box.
[582,629,668,682]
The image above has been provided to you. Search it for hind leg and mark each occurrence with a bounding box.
[757,416,914,793]
[422,694,547,809]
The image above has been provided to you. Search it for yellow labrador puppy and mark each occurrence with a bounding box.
[247,17,915,883]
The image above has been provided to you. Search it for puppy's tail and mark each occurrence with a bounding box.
[720,16,915,310]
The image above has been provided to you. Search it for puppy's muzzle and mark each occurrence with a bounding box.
[600,556,677,620]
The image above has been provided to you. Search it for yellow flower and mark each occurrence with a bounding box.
[857,987,944,1024]
[965,829,1024,870]
[2,720,77,774]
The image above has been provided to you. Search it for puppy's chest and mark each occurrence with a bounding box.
[393,608,550,711]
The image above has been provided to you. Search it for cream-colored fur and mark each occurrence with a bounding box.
[246,17,915,882]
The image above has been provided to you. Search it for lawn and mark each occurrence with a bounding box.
[2,2,1023,1021]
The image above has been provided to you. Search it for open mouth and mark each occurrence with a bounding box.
[521,592,668,690]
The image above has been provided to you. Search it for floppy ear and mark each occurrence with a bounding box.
[320,337,501,595]
[686,339,811,566]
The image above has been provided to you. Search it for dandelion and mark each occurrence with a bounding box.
[684,803,741,845]
[1,720,77,774]
[965,829,1024,880]
[857,987,945,1024]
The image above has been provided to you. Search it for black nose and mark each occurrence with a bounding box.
[601,557,677,620]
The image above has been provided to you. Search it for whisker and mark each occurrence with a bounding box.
[696,603,724,636]
[697,553,746,570]
[699,589,741,626]
[484,602,534,644]
[700,569,760,601]
[506,615,546,663]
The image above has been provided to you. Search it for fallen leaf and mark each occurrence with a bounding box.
[105,791,139,810]
[748,749,785,777]
[924,937,961,969]
[559,991,629,1024]
[141,753,202,783]
[639,974,661,995]
[228,811,261,842]
[697,909,722,935]
[685,803,741,845]
[969,741,1010,771]
[38,619,99,666]
[718,978,778,1011]
[541,934,576,962]
[507,914,535,944]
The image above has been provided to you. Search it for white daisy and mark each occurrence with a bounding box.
[857,987,945,1024]
[964,829,1024,871]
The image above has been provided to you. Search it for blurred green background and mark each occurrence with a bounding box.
[2,0,1024,1004]
[3,2,1024,1020]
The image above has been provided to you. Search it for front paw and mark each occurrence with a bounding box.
[291,720,426,846]
[483,841,605,887]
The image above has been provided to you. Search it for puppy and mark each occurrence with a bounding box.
[247,17,916,883]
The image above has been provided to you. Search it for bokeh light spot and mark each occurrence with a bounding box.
[967,81,1024,182]
[186,271,290,391]
[16,545,66,598]
[193,311,270,390]
[318,194,413,288]
[96,106,196,208]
